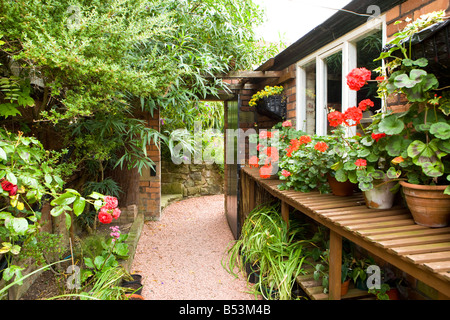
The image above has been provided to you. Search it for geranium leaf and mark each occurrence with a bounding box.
[379,115,404,135]
[386,135,411,157]
[430,122,450,140]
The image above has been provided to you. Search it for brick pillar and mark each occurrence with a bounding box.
[138,108,161,220]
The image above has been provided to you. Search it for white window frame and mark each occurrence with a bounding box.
[296,15,387,136]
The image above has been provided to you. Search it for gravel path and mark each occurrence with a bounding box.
[131,194,256,300]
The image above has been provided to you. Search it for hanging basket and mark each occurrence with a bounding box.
[383,19,450,87]
[256,95,286,120]
[409,19,450,87]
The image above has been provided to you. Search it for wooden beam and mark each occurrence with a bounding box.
[218,71,283,79]
[255,58,275,71]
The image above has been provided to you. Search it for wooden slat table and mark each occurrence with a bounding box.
[240,167,450,299]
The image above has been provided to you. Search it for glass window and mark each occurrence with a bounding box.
[356,30,383,132]
[303,60,316,135]
[325,51,342,135]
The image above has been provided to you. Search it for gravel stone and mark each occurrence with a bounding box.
[131,194,256,300]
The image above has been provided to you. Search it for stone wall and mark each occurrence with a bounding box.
[161,161,224,197]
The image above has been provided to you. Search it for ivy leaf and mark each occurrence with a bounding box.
[379,115,404,135]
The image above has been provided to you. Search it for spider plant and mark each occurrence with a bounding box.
[223,203,311,300]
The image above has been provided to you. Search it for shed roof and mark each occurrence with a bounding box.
[263,0,406,71]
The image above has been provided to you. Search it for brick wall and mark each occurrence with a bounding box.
[385,0,450,112]
[386,0,450,40]
[138,108,161,220]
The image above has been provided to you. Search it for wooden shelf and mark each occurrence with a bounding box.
[296,263,374,300]
[240,167,450,299]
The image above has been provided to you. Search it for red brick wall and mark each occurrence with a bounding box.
[139,108,161,220]
[386,0,450,40]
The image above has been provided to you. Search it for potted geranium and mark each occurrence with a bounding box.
[326,99,401,206]
[277,133,336,194]
[372,11,450,227]
[249,85,286,120]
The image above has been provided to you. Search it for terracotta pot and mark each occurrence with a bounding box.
[363,180,396,209]
[327,175,355,196]
[341,279,350,296]
[125,293,145,300]
[400,181,450,228]
[386,288,399,300]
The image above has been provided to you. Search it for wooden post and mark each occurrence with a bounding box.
[248,179,255,214]
[281,201,290,228]
[328,230,342,300]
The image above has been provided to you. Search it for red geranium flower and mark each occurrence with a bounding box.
[259,130,273,140]
[282,120,292,127]
[328,111,345,127]
[314,141,328,152]
[281,170,291,177]
[265,146,279,162]
[343,107,363,127]
[259,164,273,179]
[355,159,367,167]
[346,67,371,91]
[358,99,374,111]
[249,155,259,168]
[371,132,386,142]
[300,135,312,144]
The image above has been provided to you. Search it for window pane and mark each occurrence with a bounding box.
[304,60,316,135]
[356,30,383,130]
[325,51,342,134]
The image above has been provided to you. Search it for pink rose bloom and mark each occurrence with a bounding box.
[104,196,118,209]
[112,208,121,219]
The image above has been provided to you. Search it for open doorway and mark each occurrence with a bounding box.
[159,100,227,214]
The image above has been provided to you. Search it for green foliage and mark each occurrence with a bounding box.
[80,229,129,282]
[18,232,65,268]
[373,11,450,193]
[0,0,271,180]
[223,204,310,300]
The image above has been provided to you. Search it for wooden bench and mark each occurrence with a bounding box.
[240,167,450,300]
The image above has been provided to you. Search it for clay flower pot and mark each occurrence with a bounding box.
[363,180,396,209]
[400,181,450,228]
[341,279,351,296]
[327,175,355,197]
